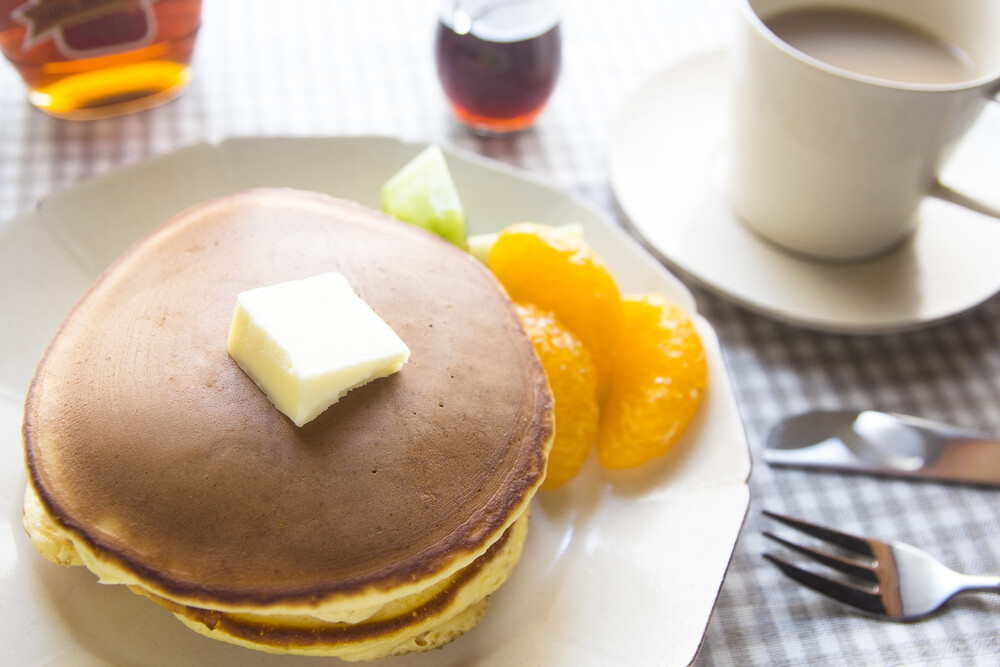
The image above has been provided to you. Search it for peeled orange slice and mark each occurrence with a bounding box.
[490,223,621,398]
[515,303,599,488]
[597,294,707,469]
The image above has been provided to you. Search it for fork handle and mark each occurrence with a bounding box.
[960,574,1000,594]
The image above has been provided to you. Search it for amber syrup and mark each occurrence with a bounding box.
[435,5,561,134]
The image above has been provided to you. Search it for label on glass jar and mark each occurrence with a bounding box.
[12,0,157,57]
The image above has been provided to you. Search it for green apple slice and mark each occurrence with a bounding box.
[381,145,467,249]
[467,231,500,265]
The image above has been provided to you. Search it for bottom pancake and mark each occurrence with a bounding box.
[138,512,528,660]
[25,481,528,661]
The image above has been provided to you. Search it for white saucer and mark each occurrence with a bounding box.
[609,51,1000,334]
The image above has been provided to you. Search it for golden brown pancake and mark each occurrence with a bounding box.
[142,512,528,659]
[22,188,553,656]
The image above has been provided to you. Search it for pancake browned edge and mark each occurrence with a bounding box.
[22,188,554,659]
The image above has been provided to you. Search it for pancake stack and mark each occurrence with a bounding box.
[22,188,554,659]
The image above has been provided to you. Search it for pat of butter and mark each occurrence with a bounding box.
[227,272,410,427]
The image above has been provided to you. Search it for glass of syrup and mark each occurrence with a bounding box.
[435,0,561,135]
[0,0,202,120]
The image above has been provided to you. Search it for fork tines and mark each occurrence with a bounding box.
[762,511,888,616]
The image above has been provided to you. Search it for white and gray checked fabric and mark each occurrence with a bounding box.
[2,0,998,664]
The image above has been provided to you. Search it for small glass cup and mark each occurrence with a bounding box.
[435,0,561,135]
[0,0,202,120]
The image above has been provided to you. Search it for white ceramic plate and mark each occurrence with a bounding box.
[0,136,750,666]
[609,51,1000,334]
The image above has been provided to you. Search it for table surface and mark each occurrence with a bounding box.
[2,1,999,665]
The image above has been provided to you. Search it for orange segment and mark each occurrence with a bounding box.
[490,223,621,398]
[515,303,599,488]
[597,294,707,469]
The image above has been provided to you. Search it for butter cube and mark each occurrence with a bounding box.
[227,273,410,427]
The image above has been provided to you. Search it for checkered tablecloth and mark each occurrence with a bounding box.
[2,1,999,665]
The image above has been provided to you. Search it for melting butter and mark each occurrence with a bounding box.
[228,272,410,427]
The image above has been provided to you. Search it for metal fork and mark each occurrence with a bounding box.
[762,510,1000,621]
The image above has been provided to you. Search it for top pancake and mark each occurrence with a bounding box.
[23,188,552,613]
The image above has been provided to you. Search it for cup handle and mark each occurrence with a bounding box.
[931,181,1000,218]
[930,92,1000,219]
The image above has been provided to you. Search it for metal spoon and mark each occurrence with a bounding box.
[763,409,1000,486]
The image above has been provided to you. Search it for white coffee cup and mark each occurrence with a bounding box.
[728,0,1000,261]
